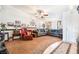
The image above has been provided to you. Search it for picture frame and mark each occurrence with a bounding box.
[57,20,62,29]
[7,22,14,26]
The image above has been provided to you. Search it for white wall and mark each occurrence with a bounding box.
[0,6,44,29]
[63,6,79,43]
[0,6,29,29]
[46,19,61,29]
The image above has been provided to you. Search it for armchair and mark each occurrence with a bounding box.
[37,29,47,36]
[19,28,33,40]
[48,29,63,38]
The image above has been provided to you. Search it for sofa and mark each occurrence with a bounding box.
[19,28,33,40]
[37,29,48,36]
[48,29,62,38]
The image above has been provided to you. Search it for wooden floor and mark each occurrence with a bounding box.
[5,36,61,54]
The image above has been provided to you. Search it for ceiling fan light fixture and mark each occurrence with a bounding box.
[43,13,48,16]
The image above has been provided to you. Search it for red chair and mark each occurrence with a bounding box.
[19,28,33,40]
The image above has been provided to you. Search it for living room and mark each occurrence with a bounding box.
[0,5,63,54]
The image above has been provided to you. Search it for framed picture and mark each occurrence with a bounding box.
[7,22,14,26]
[14,20,21,27]
[30,20,35,26]
[15,20,21,24]
[57,21,62,29]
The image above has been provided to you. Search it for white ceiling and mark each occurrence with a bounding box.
[9,5,76,20]
[11,5,70,15]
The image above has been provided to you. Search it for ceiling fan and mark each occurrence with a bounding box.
[35,9,48,19]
